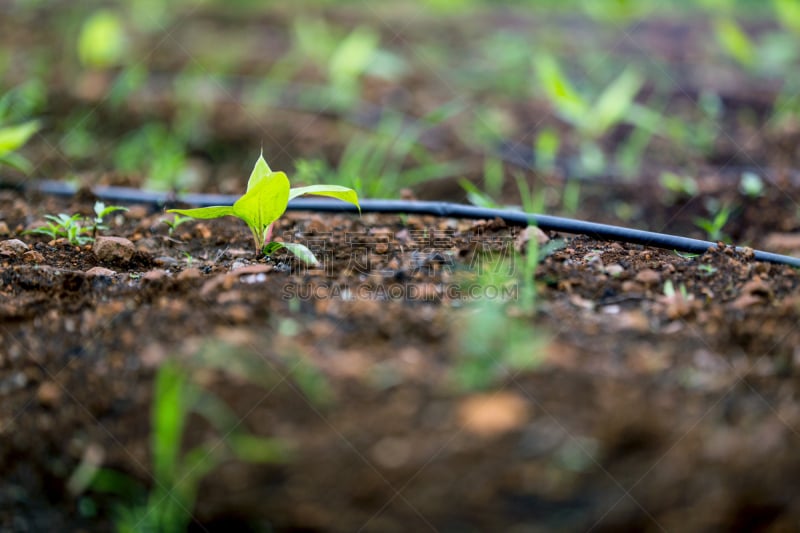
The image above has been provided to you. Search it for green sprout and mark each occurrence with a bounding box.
[161,214,193,237]
[0,115,39,173]
[694,203,733,242]
[91,201,128,238]
[168,152,360,265]
[24,213,93,246]
[534,52,643,174]
[24,202,127,244]
[75,362,285,532]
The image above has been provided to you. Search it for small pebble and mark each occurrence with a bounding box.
[94,236,135,264]
[86,266,117,277]
[635,269,661,285]
[0,239,29,256]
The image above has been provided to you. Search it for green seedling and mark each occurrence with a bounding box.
[168,153,360,265]
[161,213,193,237]
[659,171,699,205]
[77,9,127,69]
[694,203,733,242]
[114,123,189,191]
[77,362,285,532]
[713,16,799,75]
[296,105,465,198]
[534,53,644,174]
[25,202,127,244]
[0,96,39,173]
[774,0,800,35]
[534,128,561,172]
[91,201,128,238]
[25,213,92,245]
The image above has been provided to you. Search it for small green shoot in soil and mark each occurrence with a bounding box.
[91,202,128,238]
[25,202,127,245]
[534,53,643,174]
[168,152,360,265]
[659,171,698,204]
[78,362,285,532]
[0,99,39,173]
[694,203,733,242]
[161,213,193,237]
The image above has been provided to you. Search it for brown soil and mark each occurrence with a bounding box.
[3,3,800,532]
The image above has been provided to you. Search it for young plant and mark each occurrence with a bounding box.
[25,213,93,245]
[694,203,733,242]
[534,53,644,174]
[76,362,285,532]
[25,202,127,244]
[161,213,193,237]
[168,152,360,265]
[0,115,39,173]
[91,201,128,239]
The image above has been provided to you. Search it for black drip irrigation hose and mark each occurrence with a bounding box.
[20,179,800,268]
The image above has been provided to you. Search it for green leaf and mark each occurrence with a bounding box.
[288,184,361,212]
[246,151,272,192]
[534,54,587,124]
[166,206,235,219]
[713,18,755,68]
[234,170,290,249]
[329,26,379,86]
[0,152,33,174]
[280,242,319,266]
[0,120,39,157]
[152,363,192,487]
[591,67,642,136]
[278,242,319,265]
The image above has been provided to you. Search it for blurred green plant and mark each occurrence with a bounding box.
[534,53,644,174]
[659,171,699,205]
[713,16,799,75]
[0,84,42,173]
[24,202,127,245]
[74,362,286,532]
[534,128,561,173]
[0,119,39,174]
[114,123,190,191]
[694,202,733,242]
[77,9,128,69]
[273,18,406,110]
[295,109,464,198]
[773,0,800,35]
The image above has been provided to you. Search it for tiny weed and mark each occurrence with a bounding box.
[694,203,733,242]
[91,202,128,238]
[25,213,92,245]
[168,152,360,265]
[534,52,643,174]
[24,201,127,245]
[78,362,285,532]
[0,87,40,173]
[161,214,193,237]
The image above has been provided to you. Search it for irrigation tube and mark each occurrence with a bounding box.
[26,179,800,268]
